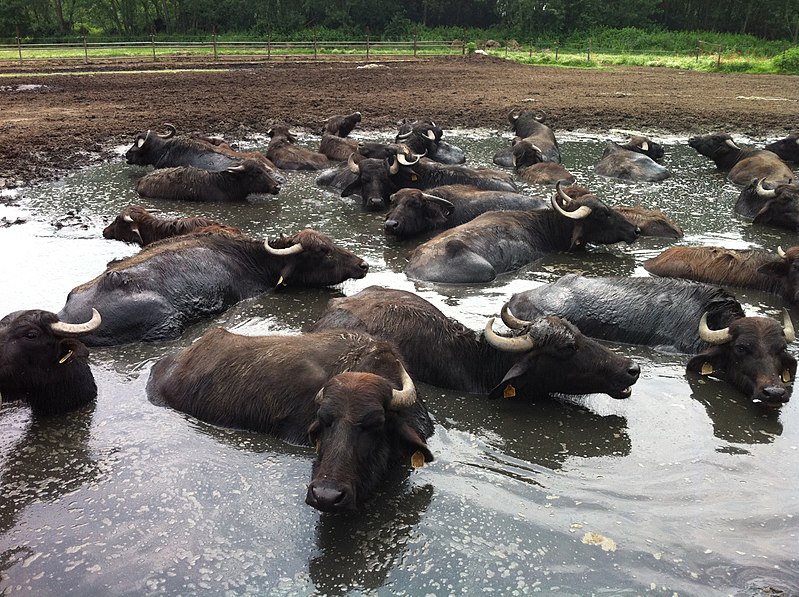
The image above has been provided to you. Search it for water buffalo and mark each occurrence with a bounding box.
[512,140,575,185]
[644,245,799,305]
[734,178,799,231]
[395,120,466,164]
[505,275,795,405]
[57,229,369,346]
[618,136,666,161]
[594,142,670,182]
[0,309,101,415]
[309,286,640,399]
[765,132,799,163]
[405,182,639,283]
[493,109,561,167]
[688,133,794,185]
[135,159,281,202]
[148,327,434,512]
[319,112,361,162]
[266,126,331,170]
[614,206,683,238]
[103,205,242,246]
[383,185,549,238]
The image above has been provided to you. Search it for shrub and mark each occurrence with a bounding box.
[466,41,477,54]
[772,47,799,73]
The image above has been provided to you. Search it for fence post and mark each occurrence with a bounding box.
[555,41,559,61]
[587,37,591,62]
[696,45,700,62]
[366,30,370,60]
[16,35,22,64]
[151,33,157,62]
[213,29,218,61]
[267,31,271,60]
[83,34,88,63]
[529,41,532,58]
[413,28,417,57]
[717,47,721,67]
[313,25,317,60]
[462,28,467,55]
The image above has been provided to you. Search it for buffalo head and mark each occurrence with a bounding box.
[321,112,362,137]
[384,188,454,237]
[125,123,176,165]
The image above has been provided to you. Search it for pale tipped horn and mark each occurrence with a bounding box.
[50,308,102,337]
[698,312,732,345]
[756,178,777,198]
[640,141,649,151]
[396,130,413,140]
[500,303,531,330]
[420,193,455,210]
[389,156,400,175]
[778,246,787,259]
[783,309,795,343]
[389,363,417,408]
[484,317,535,352]
[724,138,741,150]
[397,152,423,166]
[552,181,592,219]
[122,214,134,223]
[264,239,304,256]
[347,152,360,174]
[425,129,436,140]
[159,123,176,139]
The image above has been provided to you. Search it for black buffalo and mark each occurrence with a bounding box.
[383,185,549,238]
[57,229,369,346]
[688,133,794,185]
[266,126,331,170]
[594,142,670,182]
[103,205,242,246]
[0,309,101,415]
[734,178,799,231]
[405,182,639,283]
[395,120,466,164]
[765,132,799,163]
[644,245,799,305]
[506,274,795,405]
[614,206,683,238]
[512,140,575,185]
[618,136,666,161]
[319,112,362,162]
[135,159,281,202]
[309,286,640,399]
[494,109,561,167]
[148,327,434,512]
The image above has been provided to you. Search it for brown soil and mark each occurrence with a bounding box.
[1,55,797,186]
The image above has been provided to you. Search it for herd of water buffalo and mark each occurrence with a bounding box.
[1,108,799,513]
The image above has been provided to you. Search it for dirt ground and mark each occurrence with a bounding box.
[1,55,798,186]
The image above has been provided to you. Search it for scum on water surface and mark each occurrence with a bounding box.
[1,128,798,596]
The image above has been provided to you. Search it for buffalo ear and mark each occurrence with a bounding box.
[488,361,531,399]
[687,351,724,376]
[569,223,585,250]
[59,338,89,362]
[341,181,361,197]
[756,260,789,278]
[397,422,434,463]
[444,239,469,256]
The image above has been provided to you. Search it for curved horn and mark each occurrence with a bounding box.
[347,152,360,174]
[500,303,531,330]
[50,308,102,337]
[122,214,134,223]
[425,129,436,140]
[420,193,455,211]
[397,152,423,166]
[389,363,417,408]
[159,123,177,139]
[226,164,246,173]
[389,156,400,175]
[698,312,732,345]
[756,178,777,198]
[778,246,787,259]
[484,317,535,353]
[396,130,413,140]
[264,239,304,256]
[640,141,649,151]
[552,181,592,220]
[783,309,795,343]
[508,109,521,122]
[724,138,741,150]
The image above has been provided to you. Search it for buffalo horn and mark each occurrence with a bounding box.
[698,312,732,345]
[756,178,777,198]
[264,239,304,256]
[396,130,413,140]
[484,317,535,352]
[123,215,134,223]
[500,303,531,330]
[50,308,102,337]
[508,109,521,122]
[389,156,400,175]
[640,141,649,151]
[397,152,422,167]
[421,193,455,211]
[724,138,741,150]
[425,129,436,140]
[552,181,592,219]
[226,164,246,172]
[783,309,795,343]
[159,123,177,139]
[778,246,787,259]
[347,152,360,174]
[389,364,417,408]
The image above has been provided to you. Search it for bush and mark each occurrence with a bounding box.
[772,47,799,73]
[466,41,477,54]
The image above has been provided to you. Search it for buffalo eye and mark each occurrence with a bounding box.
[24,329,40,340]
[734,344,750,355]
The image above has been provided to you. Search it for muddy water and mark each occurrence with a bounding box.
[1,130,798,596]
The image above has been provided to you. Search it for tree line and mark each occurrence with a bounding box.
[2,0,797,44]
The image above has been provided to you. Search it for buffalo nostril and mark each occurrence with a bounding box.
[385,220,399,230]
[359,261,369,272]
[762,386,788,402]
[627,363,641,379]
[634,226,641,236]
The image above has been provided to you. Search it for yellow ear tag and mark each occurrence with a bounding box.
[701,362,714,376]
[410,174,418,181]
[58,350,74,365]
[782,369,792,383]
[314,440,320,454]
[411,450,425,469]
[503,383,516,398]
[574,239,582,246]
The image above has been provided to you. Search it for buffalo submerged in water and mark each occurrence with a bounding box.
[57,230,369,346]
